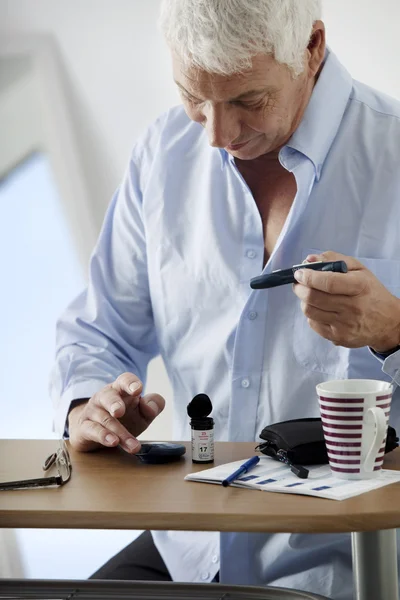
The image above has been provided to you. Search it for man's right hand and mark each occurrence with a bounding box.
[67,373,166,454]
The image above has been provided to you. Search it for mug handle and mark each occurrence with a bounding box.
[363,407,387,473]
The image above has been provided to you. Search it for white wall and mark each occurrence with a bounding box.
[1,0,179,228]
[322,0,400,100]
[1,0,400,581]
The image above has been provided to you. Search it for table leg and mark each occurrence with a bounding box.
[352,529,399,600]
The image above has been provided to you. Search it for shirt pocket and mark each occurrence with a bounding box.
[292,250,400,378]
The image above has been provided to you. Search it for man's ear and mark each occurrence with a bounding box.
[307,21,326,77]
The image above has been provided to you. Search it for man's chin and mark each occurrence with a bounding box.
[226,139,280,161]
[226,145,268,161]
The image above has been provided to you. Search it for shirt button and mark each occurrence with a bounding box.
[201,572,209,581]
[241,378,250,388]
[246,250,256,259]
[248,311,258,320]
[212,555,219,564]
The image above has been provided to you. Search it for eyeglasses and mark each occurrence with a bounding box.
[0,440,71,491]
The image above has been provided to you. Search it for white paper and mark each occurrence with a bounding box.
[184,456,400,500]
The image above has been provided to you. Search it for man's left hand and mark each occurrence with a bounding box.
[292,251,400,352]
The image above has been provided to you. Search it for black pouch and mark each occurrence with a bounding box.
[257,418,399,479]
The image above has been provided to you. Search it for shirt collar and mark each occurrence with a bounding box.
[286,48,353,180]
[218,48,353,178]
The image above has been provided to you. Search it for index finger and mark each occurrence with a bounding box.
[305,251,363,272]
[294,267,364,296]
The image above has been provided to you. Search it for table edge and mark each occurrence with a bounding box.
[2,509,400,533]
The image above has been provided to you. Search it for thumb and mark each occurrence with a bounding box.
[139,393,166,422]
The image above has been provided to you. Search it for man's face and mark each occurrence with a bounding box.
[173,53,315,160]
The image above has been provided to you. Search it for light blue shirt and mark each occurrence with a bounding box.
[51,49,400,599]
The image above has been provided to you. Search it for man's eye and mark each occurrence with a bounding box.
[181,92,202,105]
[232,100,264,110]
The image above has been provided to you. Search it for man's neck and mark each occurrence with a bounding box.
[235,150,284,176]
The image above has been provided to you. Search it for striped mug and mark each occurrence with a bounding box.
[316,379,392,480]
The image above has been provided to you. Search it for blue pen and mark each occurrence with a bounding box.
[222,456,260,487]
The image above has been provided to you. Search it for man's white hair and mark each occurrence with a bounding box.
[159,0,322,77]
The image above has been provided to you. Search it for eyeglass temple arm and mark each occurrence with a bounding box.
[0,475,62,491]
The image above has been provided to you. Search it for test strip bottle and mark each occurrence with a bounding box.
[187,394,214,464]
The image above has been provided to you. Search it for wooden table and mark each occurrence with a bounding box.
[1,440,399,599]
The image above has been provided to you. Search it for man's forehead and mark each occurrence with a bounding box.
[172,53,281,98]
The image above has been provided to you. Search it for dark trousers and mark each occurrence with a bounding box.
[90,531,220,582]
[90,531,172,581]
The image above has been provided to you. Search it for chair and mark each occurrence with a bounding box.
[0,579,330,599]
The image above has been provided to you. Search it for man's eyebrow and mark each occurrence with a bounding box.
[174,81,276,101]
[175,81,197,96]
[230,87,277,101]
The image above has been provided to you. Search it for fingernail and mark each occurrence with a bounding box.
[294,270,304,282]
[126,438,139,451]
[106,434,118,445]
[145,400,159,414]
[129,382,141,393]
[111,402,122,414]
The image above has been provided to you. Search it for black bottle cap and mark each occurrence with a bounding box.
[187,393,213,419]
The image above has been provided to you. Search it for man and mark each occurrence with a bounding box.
[51,0,400,598]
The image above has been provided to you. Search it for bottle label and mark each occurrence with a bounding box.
[191,428,214,462]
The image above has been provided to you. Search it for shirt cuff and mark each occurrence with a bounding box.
[369,347,400,385]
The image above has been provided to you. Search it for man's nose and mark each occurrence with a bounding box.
[203,104,240,148]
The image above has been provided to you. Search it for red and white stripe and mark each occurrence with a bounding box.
[318,393,391,474]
